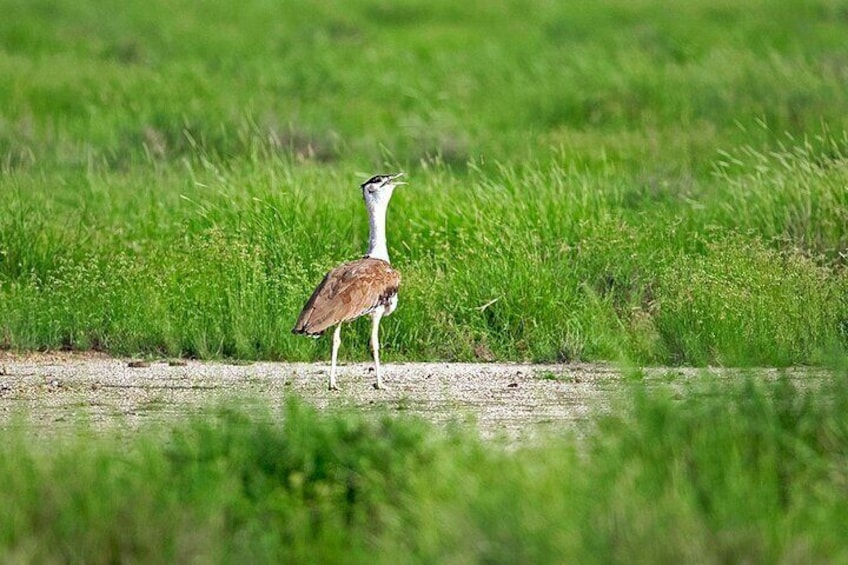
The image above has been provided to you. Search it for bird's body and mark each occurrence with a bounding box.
[292,257,400,337]
[292,173,405,390]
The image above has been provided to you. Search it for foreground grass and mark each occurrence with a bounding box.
[1,0,848,364]
[2,374,847,563]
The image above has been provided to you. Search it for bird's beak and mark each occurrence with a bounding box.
[391,172,407,186]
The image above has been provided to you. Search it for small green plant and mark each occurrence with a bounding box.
[539,370,560,381]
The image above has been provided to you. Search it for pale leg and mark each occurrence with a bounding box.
[371,310,386,390]
[329,324,342,390]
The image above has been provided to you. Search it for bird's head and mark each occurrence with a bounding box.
[361,172,405,208]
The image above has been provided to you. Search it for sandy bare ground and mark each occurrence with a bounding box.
[0,352,828,441]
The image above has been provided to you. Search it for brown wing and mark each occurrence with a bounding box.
[292,258,401,336]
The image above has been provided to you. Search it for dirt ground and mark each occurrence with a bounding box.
[0,352,822,441]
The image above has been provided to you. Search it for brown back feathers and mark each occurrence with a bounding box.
[292,258,401,337]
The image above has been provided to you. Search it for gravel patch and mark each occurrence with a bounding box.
[0,353,830,441]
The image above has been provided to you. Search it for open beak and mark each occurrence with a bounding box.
[390,172,407,186]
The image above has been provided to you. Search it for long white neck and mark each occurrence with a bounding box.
[365,198,390,263]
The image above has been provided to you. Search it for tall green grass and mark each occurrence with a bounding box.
[2,375,847,562]
[2,153,845,363]
[1,0,848,364]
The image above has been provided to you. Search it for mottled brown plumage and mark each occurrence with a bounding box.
[292,258,401,337]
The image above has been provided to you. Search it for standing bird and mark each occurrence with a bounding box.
[292,173,405,390]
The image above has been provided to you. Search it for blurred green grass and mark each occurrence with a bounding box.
[3,0,848,167]
[1,0,847,364]
[2,375,847,562]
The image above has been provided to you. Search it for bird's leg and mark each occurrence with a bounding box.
[329,324,341,391]
[371,310,386,390]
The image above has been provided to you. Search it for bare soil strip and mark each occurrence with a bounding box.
[0,353,824,441]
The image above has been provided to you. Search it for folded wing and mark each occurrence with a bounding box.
[292,258,401,337]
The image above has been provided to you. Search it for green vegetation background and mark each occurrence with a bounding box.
[2,0,847,364]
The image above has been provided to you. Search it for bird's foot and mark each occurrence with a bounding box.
[329,383,339,391]
[373,382,389,391]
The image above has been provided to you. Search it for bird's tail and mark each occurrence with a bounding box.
[291,326,324,339]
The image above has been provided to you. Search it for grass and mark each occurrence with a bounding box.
[2,374,847,563]
[3,4,847,559]
[1,0,848,364]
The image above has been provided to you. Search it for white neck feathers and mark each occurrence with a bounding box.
[365,197,390,263]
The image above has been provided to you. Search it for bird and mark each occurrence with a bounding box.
[292,172,406,390]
